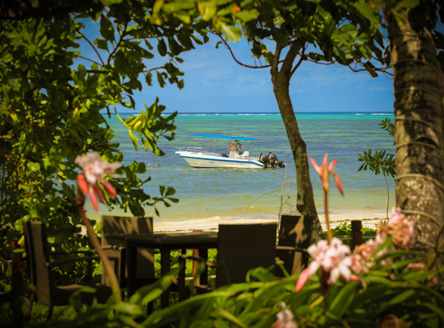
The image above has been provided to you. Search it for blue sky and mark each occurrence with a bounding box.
[81,21,395,114]
[134,37,394,114]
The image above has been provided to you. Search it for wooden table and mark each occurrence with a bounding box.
[124,232,218,308]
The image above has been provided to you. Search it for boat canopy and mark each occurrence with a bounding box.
[189,134,256,141]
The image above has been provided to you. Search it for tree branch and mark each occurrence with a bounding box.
[271,44,283,83]
[85,70,111,74]
[107,22,127,66]
[213,33,271,69]
[347,63,393,77]
[146,66,166,72]
[290,44,306,79]
[79,32,105,66]
[77,55,102,66]
[280,39,304,82]
[306,58,334,65]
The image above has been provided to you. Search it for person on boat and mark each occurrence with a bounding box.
[235,142,243,155]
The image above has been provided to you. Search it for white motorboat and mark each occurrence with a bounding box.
[175,134,265,169]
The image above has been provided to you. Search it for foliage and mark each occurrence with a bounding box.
[1,269,180,327]
[141,254,443,328]
[330,222,377,238]
[357,118,396,219]
[329,222,376,248]
[157,0,388,67]
[0,0,206,261]
[358,149,396,178]
[358,118,396,179]
[3,252,443,327]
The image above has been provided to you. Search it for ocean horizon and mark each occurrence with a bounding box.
[111,111,393,115]
[89,111,396,231]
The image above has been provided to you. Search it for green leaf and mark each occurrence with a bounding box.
[158,39,167,56]
[156,71,166,87]
[327,281,358,317]
[95,38,108,51]
[419,302,444,322]
[165,187,175,196]
[375,289,416,315]
[353,2,380,25]
[174,13,191,24]
[27,162,41,172]
[129,130,139,150]
[140,48,154,59]
[393,0,420,11]
[219,23,242,42]
[271,29,287,46]
[168,38,182,55]
[199,1,217,21]
[100,16,115,42]
[214,309,247,328]
[234,9,259,22]
[100,0,123,5]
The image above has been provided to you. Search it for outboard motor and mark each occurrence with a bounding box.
[276,160,286,168]
[268,152,286,168]
[258,153,271,168]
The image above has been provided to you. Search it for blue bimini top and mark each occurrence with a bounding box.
[189,134,256,141]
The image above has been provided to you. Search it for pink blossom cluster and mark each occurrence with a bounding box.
[75,152,120,184]
[272,302,298,328]
[308,238,352,284]
[295,208,417,292]
[352,208,416,274]
[349,234,388,275]
[381,208,416,250]
[295,238,353,292]
[75,152,120,211]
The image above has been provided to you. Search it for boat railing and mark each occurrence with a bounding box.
[177,146,225,157]
[178,146,205,152]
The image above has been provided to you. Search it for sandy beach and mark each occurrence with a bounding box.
[151,210,387,232]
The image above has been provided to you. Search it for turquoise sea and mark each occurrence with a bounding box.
[93,112,396,231]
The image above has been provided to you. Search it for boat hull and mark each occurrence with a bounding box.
[176,151,264,169]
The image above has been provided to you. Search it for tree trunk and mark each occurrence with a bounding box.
[271,43,324,243]
[385,3,444,252]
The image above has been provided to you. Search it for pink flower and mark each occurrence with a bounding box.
[378,208,416,250]
[295,268,310,293]
[385,208,416,249]
[75,152,120,211]
[272,302,298,328]
[295,238,352,292]
[322,238,352,284]
[309,153,344,195]
[350,234,388,275]
[306,239,329,276]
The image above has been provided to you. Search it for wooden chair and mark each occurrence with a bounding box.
[101,215,155,288]
[275,215,313,277]
[181,222,277,294]
[23,221,112,320]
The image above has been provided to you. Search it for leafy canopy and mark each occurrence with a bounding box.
[0,0,207,253]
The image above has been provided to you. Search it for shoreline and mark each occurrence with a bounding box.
[150,211,387,233]
[90,206,389,233]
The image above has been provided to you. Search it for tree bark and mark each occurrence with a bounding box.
[385,3,444,252]
[271,42,324,243]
